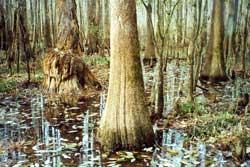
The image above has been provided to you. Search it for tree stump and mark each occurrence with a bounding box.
[43,49,101,93]
[42,0,101,93]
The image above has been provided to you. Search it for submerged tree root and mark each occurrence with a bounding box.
[43,49,101,94]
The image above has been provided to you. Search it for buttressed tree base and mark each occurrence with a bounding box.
[98,0,154,151]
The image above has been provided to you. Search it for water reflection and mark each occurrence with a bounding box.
[0,93,101,166]
[151,128,249,167]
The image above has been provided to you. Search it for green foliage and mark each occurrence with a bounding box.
[192,112,239,139]
[180,101,193,113]
[83,55,110,66]
[179,100,204,115]
[0,78,17,92]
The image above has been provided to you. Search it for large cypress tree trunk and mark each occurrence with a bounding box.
[200,0,227,83]
[43,0,101,93]
[98,0,154,151]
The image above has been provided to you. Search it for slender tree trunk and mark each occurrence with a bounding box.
[86,0,99,55]
[50,0,56,46]
[142,0,155,63]
[154,0,165,117]
[44,0,52,48]
[18,0,32,83]
[31,0,37,52]
[99,0,154,151]
[77,0,84,52]
[183,0,188,45]
[194,0,207,92]
[176,1,183,44]
[225,0,238,75]
[0,2,5,50]
[102,0,110,50]
[189,0,202,101]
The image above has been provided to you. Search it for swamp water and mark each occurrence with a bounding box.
[0,91,101,166]
[0,61,250,166]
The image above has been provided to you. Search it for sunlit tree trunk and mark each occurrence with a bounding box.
[43,0,100,93]
[99,0,154,151]
[200,0,227,83]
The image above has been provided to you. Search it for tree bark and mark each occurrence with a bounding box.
[200,0,227,83]
[241,6,249,78]
[154,0,164,117]
[43,0,101,93]
[102,0,110,50]
[142,0,156,62]
[86,0,100,55]
[0,2,6,50]
[18,0,32,82]
[98,0,154,151]
[176,1,183,44]
[44,0,52,48]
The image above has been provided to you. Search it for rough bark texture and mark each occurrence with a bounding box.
[56,0,80,52]
[19,0,32,82]
[44,0,52,48]
[43,50,100,93]
[43,0,100,93]
[176,1,183,44]
[98,0,154,151]
[144,1,155,60]
[155,0,164,117]
[102,0,110,50]
[241,7,249,77]
[200,0,227,83]
[86,0,100,55]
